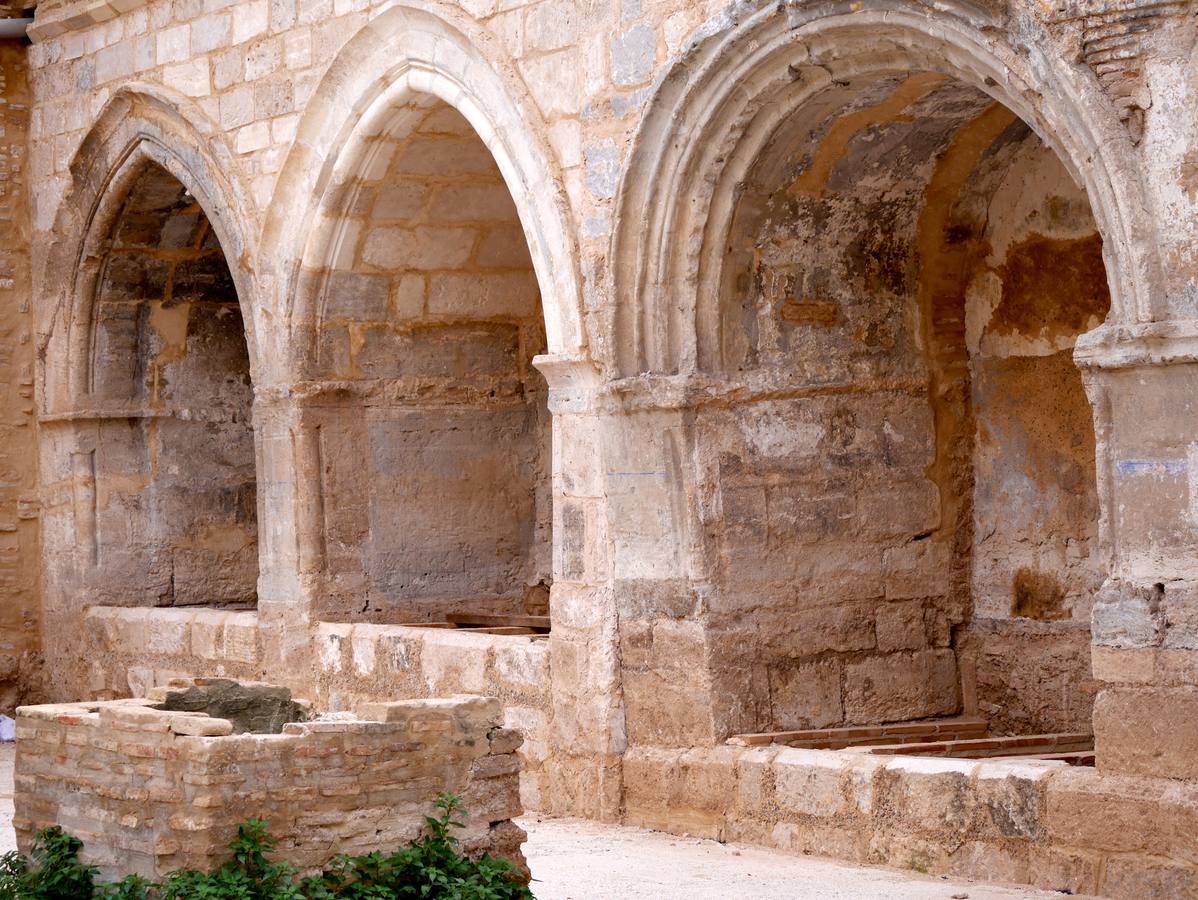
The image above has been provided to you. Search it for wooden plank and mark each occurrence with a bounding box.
[863,733,1093,758]
[727,716,988,748]
[454,626,539,636]
[447,613,545,628]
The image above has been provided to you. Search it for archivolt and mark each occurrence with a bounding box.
[38,83,260,412]
[262,3,588,375]
[612,0,1164,377]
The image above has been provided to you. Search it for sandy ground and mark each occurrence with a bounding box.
[518,815,1079,900]
[0,744,1078,897]
[1,743,12,854]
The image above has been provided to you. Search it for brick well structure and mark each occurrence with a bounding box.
[13,684,526,880]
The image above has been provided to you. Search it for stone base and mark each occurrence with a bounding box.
[620,744,1198,899]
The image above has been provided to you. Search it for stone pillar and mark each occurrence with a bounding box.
[600,384,719,751]
[253,392,318,695]
[535,353,625,820]
[1077,324,1198,780]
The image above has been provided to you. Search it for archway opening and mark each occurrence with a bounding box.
[303,93,552,627]
[712,71,1108,740]
[86,161,258,607]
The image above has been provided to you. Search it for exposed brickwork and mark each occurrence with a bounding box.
[14,687,526,880]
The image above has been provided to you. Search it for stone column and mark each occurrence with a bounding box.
[535,353,625,820]
[1077,324,1198,780]
[253,392,319,696]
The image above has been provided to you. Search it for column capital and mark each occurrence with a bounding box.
[1075,319,1198,372]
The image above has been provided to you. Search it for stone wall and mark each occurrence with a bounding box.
[82,606,554,812]
[83,605,263,698]
[623,744,1198,900]
[82,161,258,608]
[6,0,1198,895]
[300,96,551,624]
[0,34,40,710]
[315,622,553,810]
[14,686,526,880]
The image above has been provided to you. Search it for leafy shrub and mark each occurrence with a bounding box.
[0,794,532,900]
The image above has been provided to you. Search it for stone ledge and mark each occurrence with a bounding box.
[622,743,1198,898]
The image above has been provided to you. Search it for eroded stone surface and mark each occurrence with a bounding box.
[2,1,1198,897]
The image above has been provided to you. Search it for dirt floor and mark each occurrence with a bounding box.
[518,815,1083,900]
[0,744,1081,897]
[1,744,12,854]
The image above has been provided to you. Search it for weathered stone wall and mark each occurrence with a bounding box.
[81,161,258,608]
[83,605,263,698]
[301,97,550,623]
[14,688,525,880]
[622,744,1198,900]
[960,133,1108,735]
[0,33,40,710]
[678,74,1110,740]
[6,1,1198,894]
[315,622,553,810]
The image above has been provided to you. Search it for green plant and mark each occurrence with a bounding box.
[0,826,99,899]
[1,794,532,900]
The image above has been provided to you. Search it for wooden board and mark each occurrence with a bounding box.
[862,732,1094,759]
[728,716,989,749]
[446,613,551,632]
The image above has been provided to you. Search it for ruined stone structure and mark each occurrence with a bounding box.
[2,0,1198,894]
[14,684,526,878]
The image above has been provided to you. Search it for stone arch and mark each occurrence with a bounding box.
[262,3,587,372]
[36,83,263,641]
[612,0,1165,377]
[39,83,260,412]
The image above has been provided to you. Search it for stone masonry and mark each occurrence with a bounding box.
[1,0,1197,896]
[14,684,526,880]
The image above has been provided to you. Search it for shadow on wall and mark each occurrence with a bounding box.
[701,72,1108,739]
[82,161,258,609]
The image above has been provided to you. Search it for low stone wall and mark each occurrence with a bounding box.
[623,746,1198,899]
[80,610,555,813]
[315,623,552,810]
[13,686,525,881]
[84,606,263,698]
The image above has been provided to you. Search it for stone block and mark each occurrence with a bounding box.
[144,609,194,655]
[1102,856,1198,900]
[1094,685,1198,781]
[947,841,1029,885]
[492,640,549,694]
[772,749,848,818]
[1027,846,1101,896]
[885,756,977,835]
[875,600,927,652]
[169,715,234,737]
[975,761,1051,840]
[1044,768,1172,856]
[843,649,959,723]
[735,748,779,815]
[420,631,490,694]
[610,25,654,86]
[361,226,476,270]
